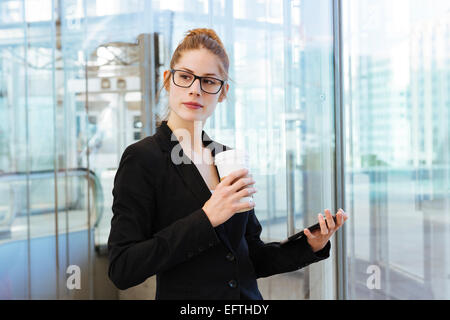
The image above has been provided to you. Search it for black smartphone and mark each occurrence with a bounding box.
[280,215,337,245]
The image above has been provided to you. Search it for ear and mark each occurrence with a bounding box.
[218,82,229,103]
[163,70,171,91]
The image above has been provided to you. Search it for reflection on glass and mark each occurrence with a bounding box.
[0,0,329,301]
[343,0,450,299]
[7,0,445,301]
[227,0,336,300]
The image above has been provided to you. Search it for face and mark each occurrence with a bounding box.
[163,48,229,123]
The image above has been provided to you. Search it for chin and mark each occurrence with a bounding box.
[177,109,206,122]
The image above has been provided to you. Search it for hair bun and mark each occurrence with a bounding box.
[185,28,224,48]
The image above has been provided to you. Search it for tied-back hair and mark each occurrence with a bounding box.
[156,28,230,128]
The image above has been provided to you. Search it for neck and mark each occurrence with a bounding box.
[166,113,205,154]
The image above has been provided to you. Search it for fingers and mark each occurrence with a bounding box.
[324,209,335,229]
[231,176,255,192]
[304,228,315,239]
[233,198,255,213]
[308,208,349,240]
[336,208,345,226]
[220,168,248,186]
[342,209,349,221]
[318,213,328,235]
[334,208,349,232]
[336,211,344,227]
[232,186,257,201]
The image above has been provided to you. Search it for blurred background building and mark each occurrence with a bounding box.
[0,0,449,299]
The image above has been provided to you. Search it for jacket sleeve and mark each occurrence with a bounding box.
[107,145,221,290]
[245,209,330,279]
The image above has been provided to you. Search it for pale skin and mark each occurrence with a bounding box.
[163,47,348,253]
[164,47,229,155]
[304,208,349,252]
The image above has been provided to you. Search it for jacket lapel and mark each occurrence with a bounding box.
[155,121,235,253]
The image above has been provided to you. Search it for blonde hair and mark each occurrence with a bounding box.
[156,28,230,127]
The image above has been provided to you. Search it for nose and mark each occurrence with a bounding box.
[189,78,201,96]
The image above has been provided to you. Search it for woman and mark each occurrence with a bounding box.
[107,28,348,300]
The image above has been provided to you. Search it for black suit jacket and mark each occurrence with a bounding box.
[107,120,330,300]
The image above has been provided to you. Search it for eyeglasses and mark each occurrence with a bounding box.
[170,69,225,94]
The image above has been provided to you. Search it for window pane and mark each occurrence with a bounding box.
[343,0,450,299]
[0,0,339,300]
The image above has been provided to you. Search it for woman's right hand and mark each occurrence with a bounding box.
[202,168,257,227]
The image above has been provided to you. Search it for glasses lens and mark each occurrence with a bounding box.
[173,70,194,87]
[172,70,223,94]
[201,77,222,94]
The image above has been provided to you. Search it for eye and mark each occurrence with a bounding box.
[203,78,218,85]
[180,74,192,80]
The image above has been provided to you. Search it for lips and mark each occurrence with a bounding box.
[183,102,203,109]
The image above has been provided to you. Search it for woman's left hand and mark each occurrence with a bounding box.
[304,208,348,253]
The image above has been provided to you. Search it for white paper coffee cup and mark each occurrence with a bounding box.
[214,149,253,213]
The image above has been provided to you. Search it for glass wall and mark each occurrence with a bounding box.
[208,0,337,299]
[2,0,448,300]
[342,0,450,299]
[0,0,339,299]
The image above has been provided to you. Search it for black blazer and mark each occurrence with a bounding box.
[107,120,330,300]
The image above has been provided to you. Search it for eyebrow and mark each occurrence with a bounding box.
[179,67,219,77]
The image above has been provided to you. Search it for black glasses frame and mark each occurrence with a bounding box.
[170,69,225,94]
